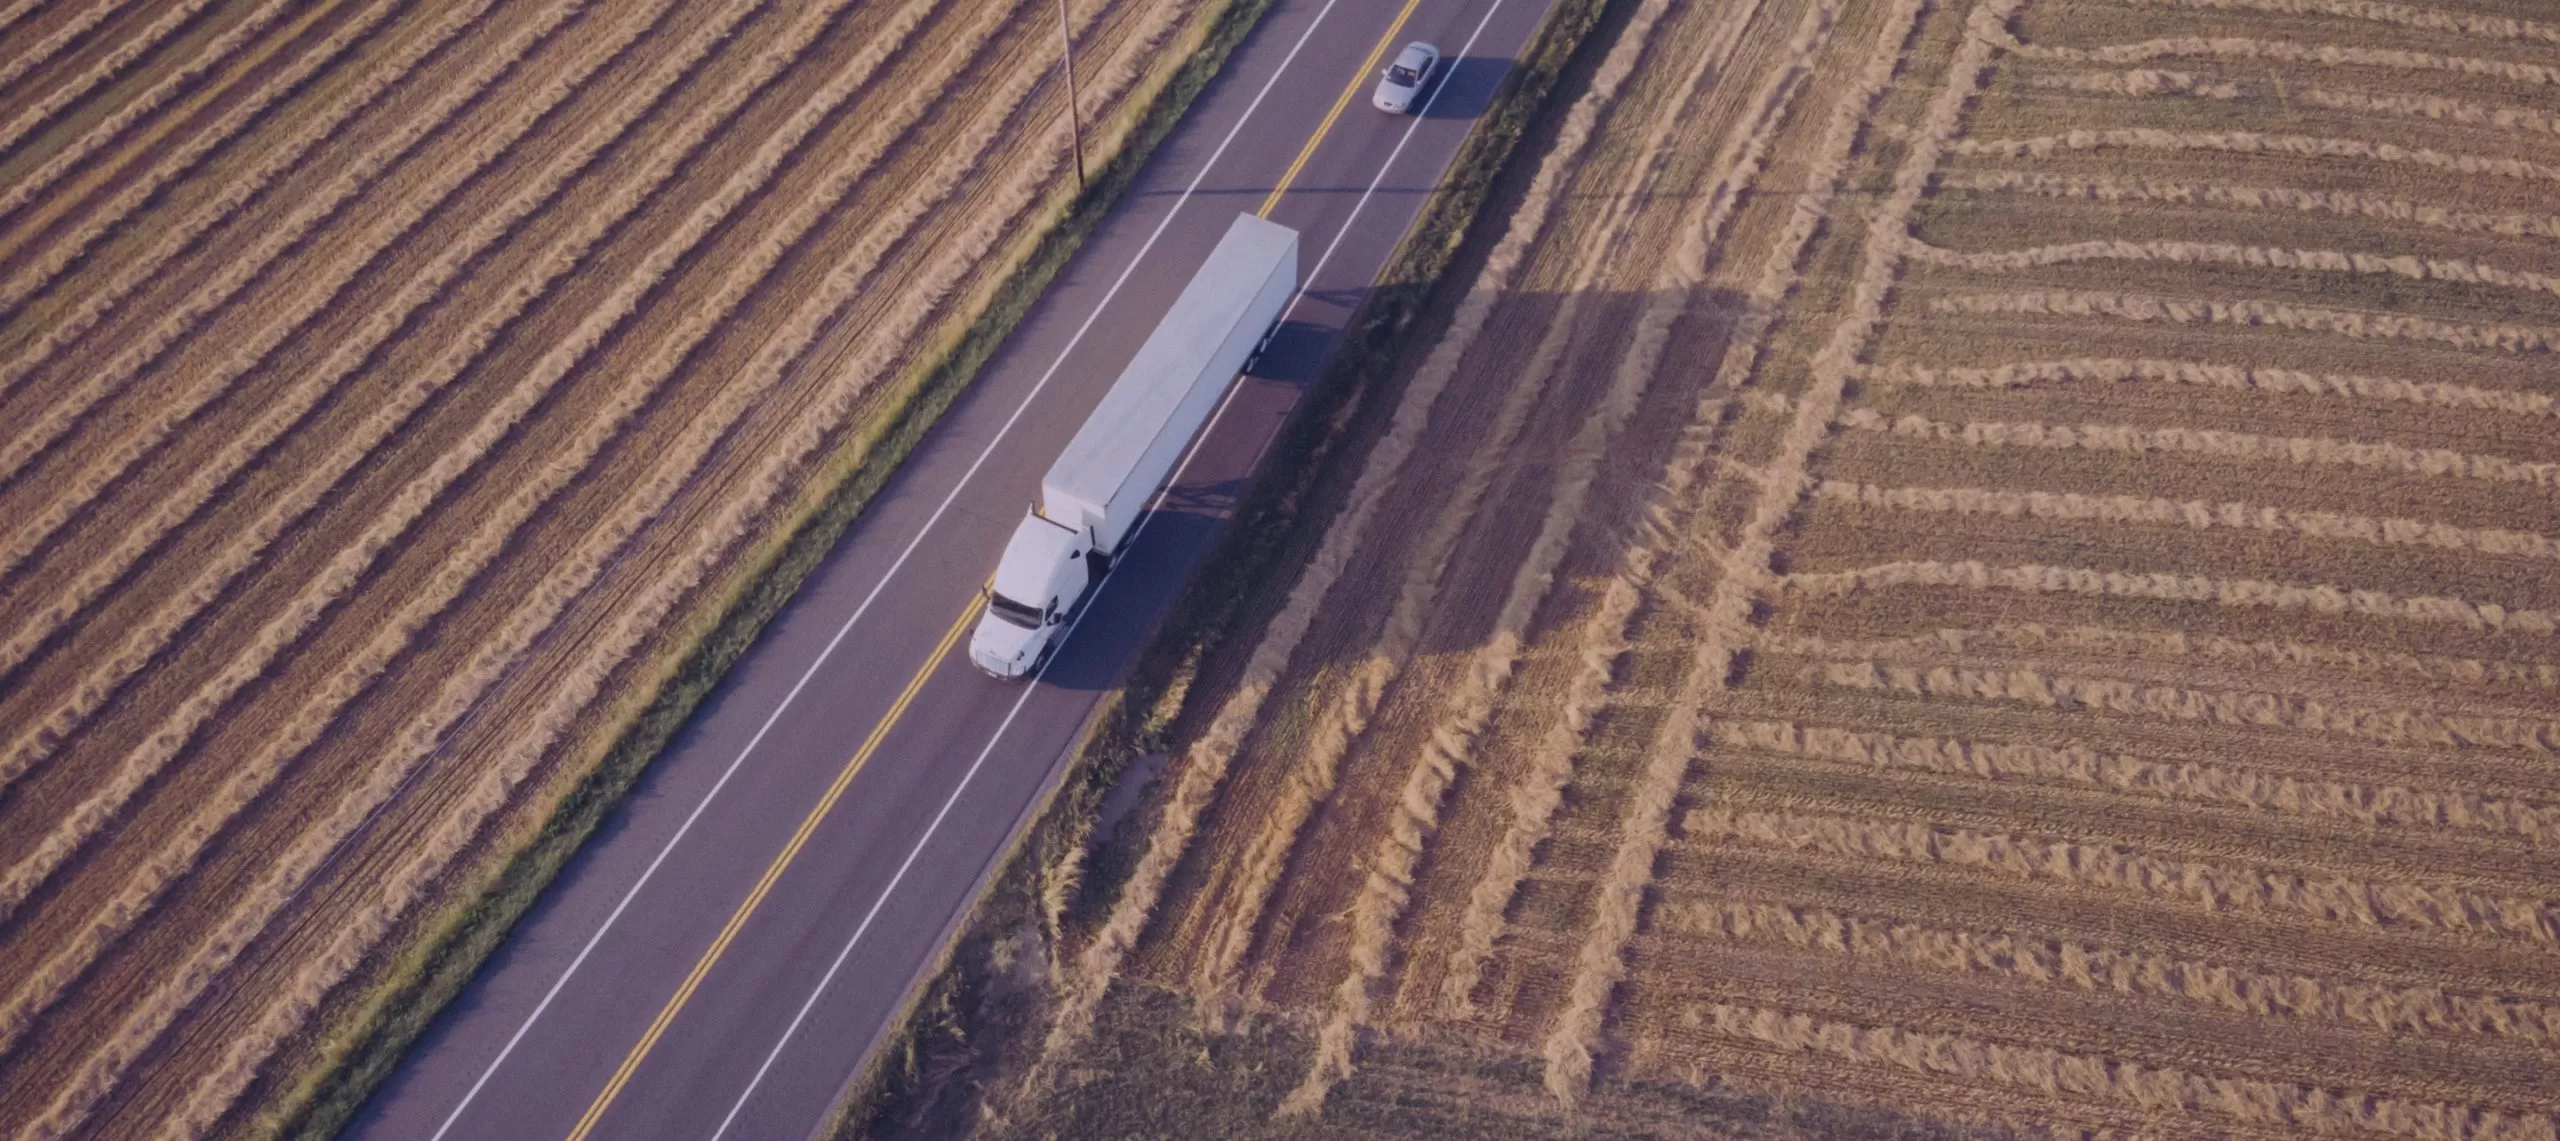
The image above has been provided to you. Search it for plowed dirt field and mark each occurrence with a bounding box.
[1023,0,2560,1134]
[0,0,1226,1133]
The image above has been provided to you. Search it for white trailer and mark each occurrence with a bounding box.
[971,213,1299,678]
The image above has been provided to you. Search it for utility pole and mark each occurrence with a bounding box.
[1057,0,1085,192]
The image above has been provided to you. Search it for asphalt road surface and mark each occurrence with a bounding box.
[355,0,1559,1136]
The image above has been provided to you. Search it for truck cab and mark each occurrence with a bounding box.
[969,509,1092,678]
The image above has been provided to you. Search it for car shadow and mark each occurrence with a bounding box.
[1414,54,1509,120]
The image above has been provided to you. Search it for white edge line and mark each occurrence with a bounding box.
[425,2,1348,1135]
[706,0,1518,1134]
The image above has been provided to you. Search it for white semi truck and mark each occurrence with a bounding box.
[970,213,1299,678]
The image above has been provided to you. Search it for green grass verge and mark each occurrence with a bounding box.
[254,5,1267,1135]
[826,0,1623,1133]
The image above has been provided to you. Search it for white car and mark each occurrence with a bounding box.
[1372,42,1439,114]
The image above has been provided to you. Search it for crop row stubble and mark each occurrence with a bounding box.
[2002,34,2560,89]
[137,0,1208,1131]
[1194,0,1771,1038]
[0,0,236,167]
[2033,69,2560,139]
[0,0,355,274]
[1809,659,2560,757]
[1539,0,2023,1102]
[1034,0,1689,1081]
[1714,718,2560,840]
[1936,171,2560,245]
[1929,290,2560,354]
[0,0,426,321]
[1280,0,1845,1112]
[1771,621,2560,691]
[1815,479,2560,561]
[2102,0,2560,47]
[0,0,895,1057]
[1442,0,1958,1029]
[1838,408,2560,489]
[0,0,501,597]
[1681,804,2556,943]
[1662,898,2560,1044]
[1859,357,2560,418]
[1908,237,2560,300]
[0,0,615,497]
[1688,1001,2555,1139]
[0,0,143,99]
[1790,560,2560,633]
[1950,129,2560,186]
[0,0,651,821]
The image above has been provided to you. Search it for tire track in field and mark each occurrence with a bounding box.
[1541,0,2022,1100]
[0,0,956,1077]
[1285,0,1840,1110]
[1444,0,1933,1024]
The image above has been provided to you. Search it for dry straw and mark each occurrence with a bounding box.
[1664,898,2560,1043]
[1938,171,2560,245]
[1282,1,1842,1111]
[1909,237,2560,299]
[0,0,602,478]
[1995,68,2560,141]
[1543,0,2021,1102]
[1930,290,2560,355]
[0,0,140,94]
[1814,660,2560,756]
[1840,408,2560,489]
[0,0,668,813]
[0,0,236,165]
[0,0,660,611]
[0,0,478,320]
[2006,34,2560,87]
[43,0,1184,1129]
[0,0,840,975]
[1788,560,2560,634]
[1951,129,2560,185]
[1936,621,2560,690]
[1717,718,2560,839]
[1035,0,1693,1083]
[1443,0,1863,1023]
[1684,805,2556,941]
[1445,0,1885,1021]
[1816,477,2560,559]
[1858,357,2560,419]
[2107,0,2560,46]
[1188,0,1725,1012]
[1694,1001,2555,1138]
[157,5,1202,1126]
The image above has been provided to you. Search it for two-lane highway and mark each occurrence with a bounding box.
[355,0,1558,1135]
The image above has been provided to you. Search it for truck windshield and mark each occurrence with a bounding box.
[987,591,1044,629]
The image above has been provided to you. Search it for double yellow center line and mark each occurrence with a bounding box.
[564,606,974,1139]
[566,2,1429,1132]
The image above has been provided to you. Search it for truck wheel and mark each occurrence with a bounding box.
[1085,548,1113,580]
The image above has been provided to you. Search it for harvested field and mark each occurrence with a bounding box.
[0,0,1232,1134]
[997,0,2560,1134]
